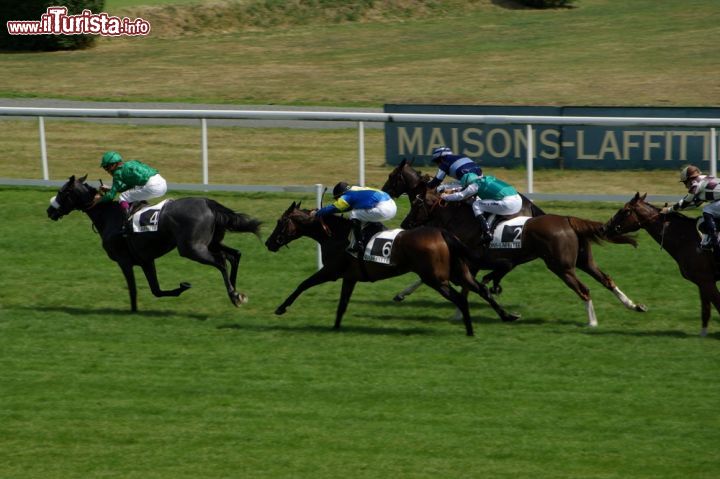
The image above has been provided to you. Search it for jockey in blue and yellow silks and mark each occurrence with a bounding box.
[316,182,397,253]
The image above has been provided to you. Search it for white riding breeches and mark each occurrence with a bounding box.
[119,174,167,203]
[349,199,398,223]
[702,200,720,217]
[471,193,522,217]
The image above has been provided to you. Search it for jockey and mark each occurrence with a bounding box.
[661,165,720,251]
[426,146,483,190]
[92,151,167,214]
[425,147,520,246]
[315,181,397,254]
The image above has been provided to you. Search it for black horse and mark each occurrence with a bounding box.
[46,175,261,311]
[265,202,520,336]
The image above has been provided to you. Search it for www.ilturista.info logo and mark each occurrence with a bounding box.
[7,7,151,36]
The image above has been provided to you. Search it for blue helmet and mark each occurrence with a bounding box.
[431,146,453,162]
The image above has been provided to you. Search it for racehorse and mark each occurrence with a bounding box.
[264,202,520,336]
[604,192,720,336]
[46,175,261,311]
[381,158,545,300]
[401,184,647,327]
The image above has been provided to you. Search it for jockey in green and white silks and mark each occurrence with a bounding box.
[662,165,720,251]
[93,151,167,213]
[316,182,397,253]
[440,172,522,245]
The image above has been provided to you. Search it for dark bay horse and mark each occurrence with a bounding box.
[46,175,261,311]
[382,158,545,300]
[402,184,647,327]
[605,193,720,336]
[265,202,520,336]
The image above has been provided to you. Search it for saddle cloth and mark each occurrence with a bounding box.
[130,199,171,233]
[489,216,531,249]
[349,228,403,265]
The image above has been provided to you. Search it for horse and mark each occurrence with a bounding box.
[604,192,720,336]
[46,175,261,311]
[401,184,647,327]
[264,202,520,336]
[381,158,545,300]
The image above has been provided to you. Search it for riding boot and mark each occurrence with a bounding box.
[701,212,718,250]
[351,219,365,254]
[475,214,492,246]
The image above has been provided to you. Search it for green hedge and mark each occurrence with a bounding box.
[1,0,105,51]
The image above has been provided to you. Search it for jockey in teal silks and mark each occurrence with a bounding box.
[92,151,167,214]
[315,182,397,253]
[431,147,521,246]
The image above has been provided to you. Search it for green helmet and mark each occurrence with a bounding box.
[100,151,123,168]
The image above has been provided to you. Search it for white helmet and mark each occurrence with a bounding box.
[679,165,701,183]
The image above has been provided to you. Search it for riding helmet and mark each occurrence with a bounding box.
[100,151,123,168]
[332,181,350,199]
[679,165,701,183]
[431,146,453,162]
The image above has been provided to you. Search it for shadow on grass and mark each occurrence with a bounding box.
[216,321,441,336]
[18,305,209,321]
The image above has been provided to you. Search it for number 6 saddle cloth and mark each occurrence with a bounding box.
[349,228,404,265]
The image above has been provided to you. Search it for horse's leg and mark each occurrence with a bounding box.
[118,261,138,312]
[140,261,192,298]
[218,244,241,289]
[334,278,357,330]
[480,263,515,296]
[275,267,339,315]
[576,245,647,312]
[393,279,423,302]
[547,262,597,327]
[460,273,520,323]
[698,283,720,336]
[423,277,474,336]
[177,244,245,307]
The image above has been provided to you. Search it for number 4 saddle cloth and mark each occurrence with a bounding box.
[130,199,172,233]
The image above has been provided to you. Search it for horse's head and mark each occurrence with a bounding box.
[382,158,423,198]
[605,192,658,235]
[46,175,96,221]
[400,183,432,229]
[265,201,316,252]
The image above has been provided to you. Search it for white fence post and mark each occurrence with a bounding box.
[315,183,324,270]
[358,121,365,186]
[526,124,534,194]
[711,127,717,177]
[39,116,48,181]
[201,118,209,185]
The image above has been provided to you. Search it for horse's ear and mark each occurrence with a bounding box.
[78,174,88,183]
[286,201,297,212]
[641,193,647,200]
[69,175,75,182]
[633,192,641,200]
[297,201,302,209]
[399,158,407,167]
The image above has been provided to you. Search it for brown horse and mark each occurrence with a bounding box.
[605,192,720,336]
[402,184,647,327]
[382,158,545,300]
[265,202,520,336]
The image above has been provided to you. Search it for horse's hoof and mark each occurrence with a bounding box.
[635,304,648,312]
[275,306,287,315]
[231,291,248,307]
[180,282,192,289]
[490,286,503,295]
[393,295,405,302]
[502,313,520,322]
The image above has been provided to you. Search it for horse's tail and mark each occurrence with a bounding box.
[208,200,262,237]
[566,216,637,247]
[520,193,546,216]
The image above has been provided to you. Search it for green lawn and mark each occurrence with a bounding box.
[1,187,719,478]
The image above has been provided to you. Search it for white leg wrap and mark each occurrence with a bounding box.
[612,286,636,310]
[586,299,598,327]
[396,279,422,300]
[451,308,463,322]
[700,327,708,337]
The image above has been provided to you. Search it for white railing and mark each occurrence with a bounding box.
[2,106,719,194]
